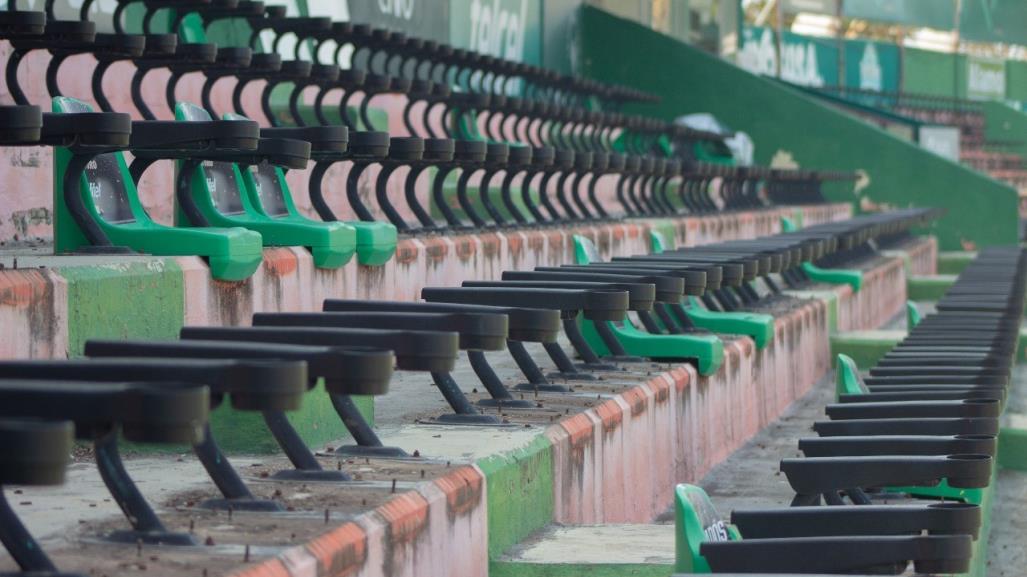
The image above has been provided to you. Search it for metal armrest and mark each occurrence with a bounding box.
[781,454,993,495]
[700,535,971,575]
[179,326,458,373]
[462,280,655,311]
[814,417,998,437]
[253,311,508,351]
[0,358,306,412]
[421,287,629,321]
[825,399,1001,420]
[84,339,393,396]
[731,502,981,539]
[322,299,560,343]
[798,435,997,458]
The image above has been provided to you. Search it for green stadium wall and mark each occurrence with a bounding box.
[575,6,1019,250]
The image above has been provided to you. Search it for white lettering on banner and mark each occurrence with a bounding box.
[89,181,102,200]
[469,0,526,62]
[376,0,415,20]
[968,60,1005,99]
[738,28,825,87]
[737,28,777,76]
[780,41,824,87]
[859,43,882,92]
[468,0,528,94]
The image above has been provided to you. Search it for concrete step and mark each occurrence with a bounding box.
[493,524,674,576]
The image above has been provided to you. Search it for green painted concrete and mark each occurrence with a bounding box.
[983,100,1027,161]
[938,251,978,275]
[575,6,1018,250]
[829,330,905,369]
[998,428,1027,471]
[120,382,374,455]
[902,48,965,98]
[489,561,670,577]
[1007,60,1027,104]
[209,381,374,454]
[56,259,374,455]
[58,259,185,357]
[477,434,555,559]
[907,275,957,302]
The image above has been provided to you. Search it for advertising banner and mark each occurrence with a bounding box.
[844,39,899,93]
[967,56,1007,101]
[449,0,542,65]
[346,0,450,42]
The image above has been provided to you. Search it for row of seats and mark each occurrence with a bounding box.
[1,2,855,281]
[0,3,953,576]
[672,246,1024,574]
[0,97,941,570]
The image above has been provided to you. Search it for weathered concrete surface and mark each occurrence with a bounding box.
[376,423,544,462]
[825,235,935,335]
[0,253,906,577]
[545,295,831,526]
[987,468,1027,576]
[829,329,905,369]
[500,524,674,565]
[222,463,490,577]
[0,266,66,359]
[2,454,490,577]
[3,209,936,577]
[988,361,1027,576]
[881,234,938,277]
[833,255,907,333]
[696,371,834,514]
[0,206,852,360]
[2,455,261,545]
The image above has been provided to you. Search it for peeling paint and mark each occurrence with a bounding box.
[8,207,51,237]
[264,248,299,278]
[305,523,368,576]
[438,467,485,519]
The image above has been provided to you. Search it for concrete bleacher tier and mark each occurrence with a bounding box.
[1,204,858,359]
[0,213,940,577]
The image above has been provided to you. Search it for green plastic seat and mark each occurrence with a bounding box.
[802,261,863,291]
[345,221,398,267]
[173,16,395,266]
[835,353,987,505]
[52,97,262,281]
[175,103,357,269]
[580,315,724,375]
[836,353,870,400]
[674,484,742,573]
[906,301,922,328]
[574,235,725,375]
[685,296,774,349]
[676,483,979,573]
[781,217,862,291]
[650,232,774,347]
